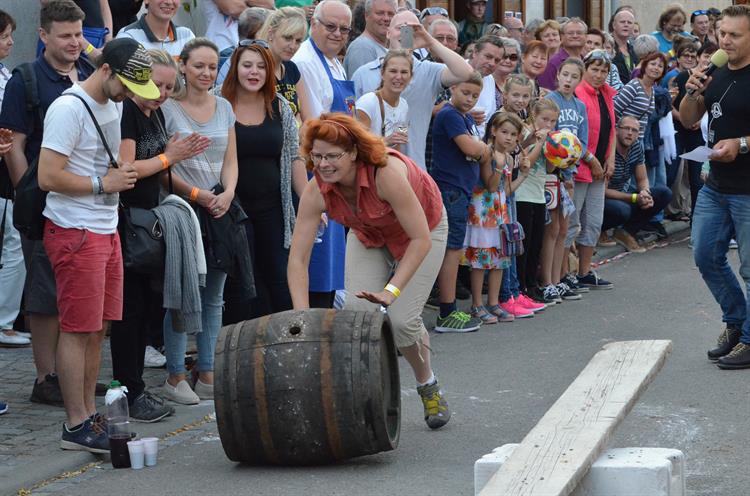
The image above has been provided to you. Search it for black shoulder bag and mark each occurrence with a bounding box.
[69,93,168,274]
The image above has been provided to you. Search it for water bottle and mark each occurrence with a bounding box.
[106,381,131,468]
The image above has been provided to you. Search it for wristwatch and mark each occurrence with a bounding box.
[740,136,749,155]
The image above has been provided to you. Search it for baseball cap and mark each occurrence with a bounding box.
[100,38,160,100]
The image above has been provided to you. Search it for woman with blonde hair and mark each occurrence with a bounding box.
[535,19,562,56]
[110,49,210,419]
[257,7,313,122]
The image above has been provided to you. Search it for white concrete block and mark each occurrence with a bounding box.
[474,445,685,496]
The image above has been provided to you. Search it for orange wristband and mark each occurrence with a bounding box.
[189,187,199,202]
[158,153,169,170]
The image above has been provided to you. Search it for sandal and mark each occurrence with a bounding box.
[487,305,515,322]
[470,305,498,324]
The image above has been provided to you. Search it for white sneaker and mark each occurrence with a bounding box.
[144,346,166,368]
[194,379,214,400]
[0,330,31,347]
[162,379,200,405]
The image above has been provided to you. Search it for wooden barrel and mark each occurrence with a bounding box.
[214,308,401,465]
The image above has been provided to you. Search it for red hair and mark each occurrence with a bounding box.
[221,44,277,116]
[300,113,387,171]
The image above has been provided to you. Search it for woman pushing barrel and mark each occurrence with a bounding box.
[288,113,450,429]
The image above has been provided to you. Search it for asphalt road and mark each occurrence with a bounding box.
[43,239,750,496]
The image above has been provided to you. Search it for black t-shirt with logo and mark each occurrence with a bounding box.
[703,63,750,194]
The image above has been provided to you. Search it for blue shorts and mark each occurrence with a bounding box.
[441,188,470,250]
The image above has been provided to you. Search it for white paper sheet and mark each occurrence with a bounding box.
[680,146,714,162]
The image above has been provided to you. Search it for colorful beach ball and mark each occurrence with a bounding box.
[543,130,583,169]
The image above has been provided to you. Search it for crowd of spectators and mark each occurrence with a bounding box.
[0,0,737,445]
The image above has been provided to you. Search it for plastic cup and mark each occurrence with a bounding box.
[142,437,159,467]
[127,440,145,470]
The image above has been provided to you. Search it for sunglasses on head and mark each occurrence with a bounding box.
[420,6,448,20]
[583,49,611,64]
[239,39,270,49]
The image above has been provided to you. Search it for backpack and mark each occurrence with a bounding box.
[11,62,48,240]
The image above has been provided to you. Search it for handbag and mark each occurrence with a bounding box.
[118,115,173,275]
[544,174,559,210]
[500,222,525,257]
[66,93,167,274]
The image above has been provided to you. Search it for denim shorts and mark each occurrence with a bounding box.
[441,188,470,250]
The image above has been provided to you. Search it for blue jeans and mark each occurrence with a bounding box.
[164,267,228,375]
[602,186,673,234]
[692,186,750,343]
[500,256,520,302]
[647,148,667,222]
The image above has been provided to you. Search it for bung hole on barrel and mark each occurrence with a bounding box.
[289,325,302,335]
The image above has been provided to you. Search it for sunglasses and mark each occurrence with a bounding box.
[502,53,519,62]
[420,6,448,20]
[238,39,269,49]
[583,49,611,64]
[314,17,352,36]
[692,9,708,17]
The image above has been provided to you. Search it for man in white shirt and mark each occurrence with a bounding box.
[116,0,195,57]
[38,38,157,454]
[467,35,503,137]
[343,0,396,78]
[293,0,353,117]
[353,9,474,169]
[203,0,274,55]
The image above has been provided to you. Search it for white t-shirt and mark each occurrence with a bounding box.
[0,63,11,107]
[355,92,409,138]
[293,39,347,118]
[472,74,497,138]
[353,56,445,169]
[42,84,122,234]
[201,0,238,52]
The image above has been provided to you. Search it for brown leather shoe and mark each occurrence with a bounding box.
[613,229,646,253]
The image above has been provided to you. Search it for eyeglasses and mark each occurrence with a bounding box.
[238,39,269,49]
[583,49,611,64]
[419,6,448,20]
[502,53,519,61]
[434,34,457,43]
[310,151,348,164]
[679,52,697,59]
[314,17,352,36]
[618,125,639,134]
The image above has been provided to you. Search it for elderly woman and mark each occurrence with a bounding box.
[521,40,549,95]
[651,5,691,55]
[566,49,616,288]
[492,37,521,108]
[630,34,659,79]
[535,19,561,56]
[288,113,450,430]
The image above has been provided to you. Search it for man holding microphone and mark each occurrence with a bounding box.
[679,5,750,370]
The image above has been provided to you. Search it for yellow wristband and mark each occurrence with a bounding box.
[85,43,95,55]
[189,187,199,202]
[158,153,170,170]
[631,193,638,204]
[384,283,401,299]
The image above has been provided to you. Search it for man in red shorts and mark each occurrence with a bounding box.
[38,38,158,453]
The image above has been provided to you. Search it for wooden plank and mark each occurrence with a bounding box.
[479,340,672,496]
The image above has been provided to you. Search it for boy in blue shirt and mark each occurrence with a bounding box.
[431,72,490,333]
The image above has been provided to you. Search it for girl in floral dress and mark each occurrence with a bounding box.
[463,112,529,324]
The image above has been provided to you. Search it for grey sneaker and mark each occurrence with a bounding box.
[130,391,174,423]
[434,310,482,333]
[417,380,451,429]
[556,282,582,301]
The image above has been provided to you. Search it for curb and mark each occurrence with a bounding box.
[1,402,216,495]
[591,220,690,266]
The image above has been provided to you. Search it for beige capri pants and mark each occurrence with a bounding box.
[343,209,448,348]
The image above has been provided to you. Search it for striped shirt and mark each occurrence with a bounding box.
[613,79,654,139]
[116,16,194,59]
[610,139,645,192]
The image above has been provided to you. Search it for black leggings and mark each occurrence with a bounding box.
[515,201,546,292]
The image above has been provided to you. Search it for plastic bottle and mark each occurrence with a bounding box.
[105,381,131,468]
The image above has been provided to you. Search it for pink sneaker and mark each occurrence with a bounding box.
[516,294,546,312]
[499,298,534,319]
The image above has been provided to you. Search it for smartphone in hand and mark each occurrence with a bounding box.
[400,24,414,49]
